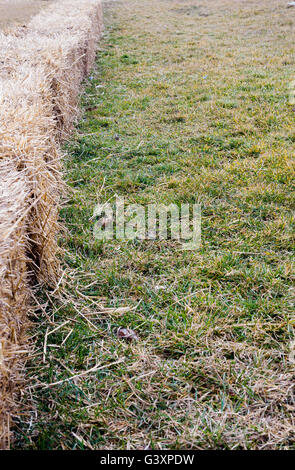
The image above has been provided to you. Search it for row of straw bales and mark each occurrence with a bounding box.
[0,0,103,448]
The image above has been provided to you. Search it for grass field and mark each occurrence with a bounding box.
[15,0,294,449]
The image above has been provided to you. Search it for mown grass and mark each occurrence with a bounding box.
[15,0,294,449]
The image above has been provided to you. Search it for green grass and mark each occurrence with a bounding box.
[14,0,294,449]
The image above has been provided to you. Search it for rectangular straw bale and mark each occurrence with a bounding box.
[0,0,103,446]
[0,162,30,449]
[0,65,63,283]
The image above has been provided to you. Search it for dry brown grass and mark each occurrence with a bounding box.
[0,0,103,448]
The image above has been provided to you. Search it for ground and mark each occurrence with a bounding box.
[0,0,51,30]
[15,0,294,450]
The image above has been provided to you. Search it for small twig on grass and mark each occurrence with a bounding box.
[61,329,73,346]
[51,269,67,295]
[71,303,99,331]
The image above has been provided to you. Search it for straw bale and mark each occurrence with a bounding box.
[0,162,29,449]
[0,0,103,447]
[0,65,62,283]
[0,0,103,280]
